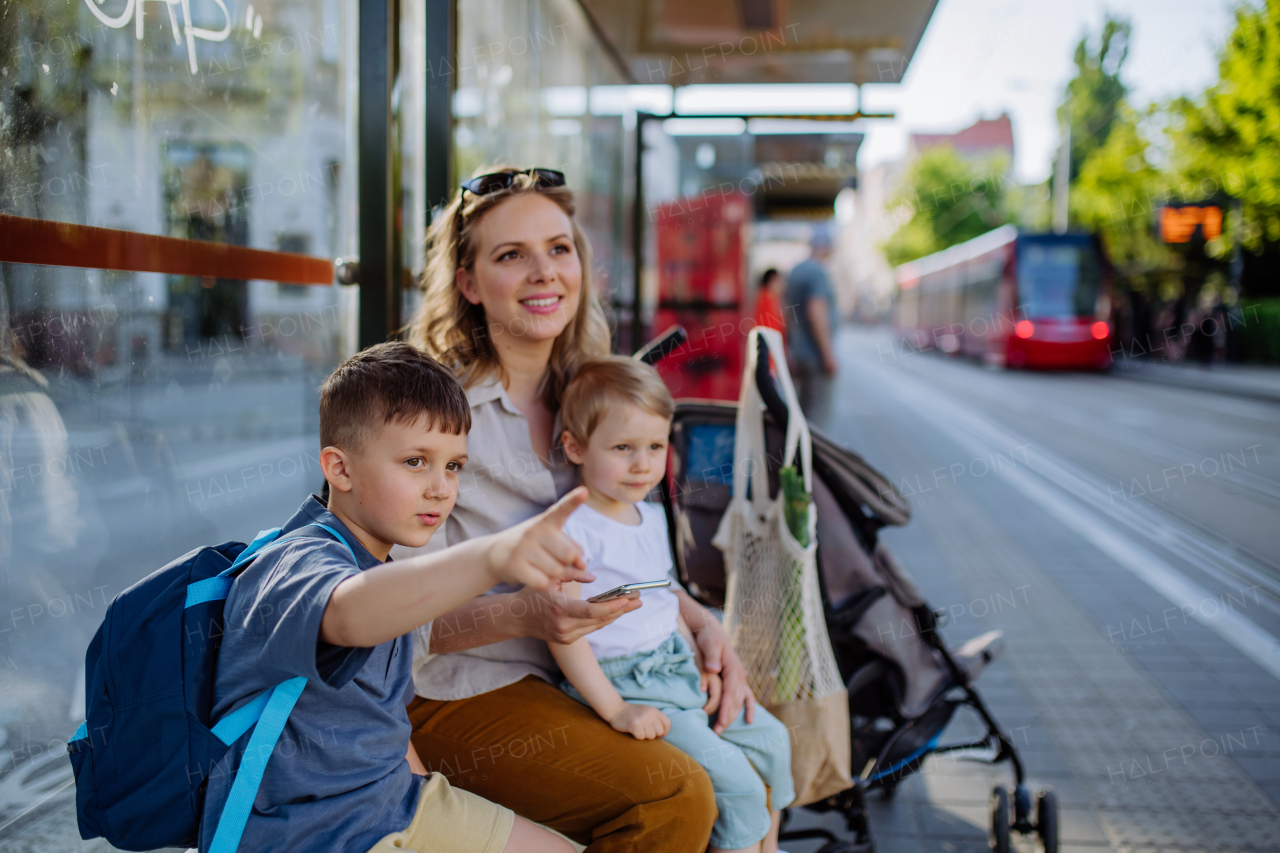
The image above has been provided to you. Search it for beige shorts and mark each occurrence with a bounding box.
[365,773,514,853]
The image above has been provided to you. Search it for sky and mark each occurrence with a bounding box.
[662,0,1241,185]
[856,0,1238,183]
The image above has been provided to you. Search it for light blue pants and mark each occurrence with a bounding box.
[562,633,795,849]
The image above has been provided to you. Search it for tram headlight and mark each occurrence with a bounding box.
[1090,321,1110,340]
[1014,320,1034,339]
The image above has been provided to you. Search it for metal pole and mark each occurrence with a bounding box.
[631,112,649,353]
[424,0,454,221]
[358,0,400,347]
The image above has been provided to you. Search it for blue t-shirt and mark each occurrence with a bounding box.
[783,258,838,365]
[201,496,421,853]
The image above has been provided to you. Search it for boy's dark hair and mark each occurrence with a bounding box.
[320,341,471,450]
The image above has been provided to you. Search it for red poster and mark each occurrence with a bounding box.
[654,192,750,400]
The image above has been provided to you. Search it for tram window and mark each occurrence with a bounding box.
[1016,242,1100,319]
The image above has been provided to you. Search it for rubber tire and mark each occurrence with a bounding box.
[1037,790,1059,853]
[990,787,1010,853]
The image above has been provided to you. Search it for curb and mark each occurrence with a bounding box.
[1111,361,1280,405]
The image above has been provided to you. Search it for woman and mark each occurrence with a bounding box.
[401,168,760,852]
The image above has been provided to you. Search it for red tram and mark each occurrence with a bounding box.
[893,226,1113,370]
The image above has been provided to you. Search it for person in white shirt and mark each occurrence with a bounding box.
[552,356,795,853]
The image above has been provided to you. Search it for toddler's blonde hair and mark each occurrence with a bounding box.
[560,356,674,445]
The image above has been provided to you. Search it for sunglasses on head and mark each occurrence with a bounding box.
[459,168,566,198]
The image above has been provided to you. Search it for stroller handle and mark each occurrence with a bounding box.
[754,334,791,435]
[634,327,794,469]
[634,325,688,366]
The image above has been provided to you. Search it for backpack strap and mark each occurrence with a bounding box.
[206,677,307,853]
[184,528,283,609]
[184,523,356,609]
[195,522,355,853]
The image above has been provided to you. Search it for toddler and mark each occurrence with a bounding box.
[551,356,795,853]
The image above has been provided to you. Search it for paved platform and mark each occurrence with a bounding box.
[1112,359,1280,405]
[2,327,1277,852]
[784,328,1280,853]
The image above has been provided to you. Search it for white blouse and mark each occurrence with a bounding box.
[392,375,578,701]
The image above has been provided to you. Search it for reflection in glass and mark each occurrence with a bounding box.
[0,0,357,842]
[453,0,632,319]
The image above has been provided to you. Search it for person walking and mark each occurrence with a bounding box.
[784,229,839,427]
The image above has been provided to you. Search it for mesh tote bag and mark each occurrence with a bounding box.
[712,327,852,806]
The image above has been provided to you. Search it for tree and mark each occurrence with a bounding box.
[1171,0,1280,253]
[881,145,1012,266]
[1071,105,1176,290]
[1051,16,1131,215]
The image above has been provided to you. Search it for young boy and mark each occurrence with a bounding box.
[550,356,796,853]
[204,341,583,853]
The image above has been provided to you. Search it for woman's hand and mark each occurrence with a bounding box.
[691,612,756,734]
[699,670,723,718]
[687,624,724,717]
[608,702,670,740]
[508,585,642,645]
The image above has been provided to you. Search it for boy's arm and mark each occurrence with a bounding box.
[321,489,588,648]
[549,583,670,741]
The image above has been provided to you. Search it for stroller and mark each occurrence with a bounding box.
[637,328,1059,853]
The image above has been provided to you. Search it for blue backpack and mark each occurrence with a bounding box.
[68,523,354,852]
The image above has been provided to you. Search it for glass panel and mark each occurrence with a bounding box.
[0,0,358,840]
[453,0,631,322]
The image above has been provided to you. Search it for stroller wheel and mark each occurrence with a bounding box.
[1013,784,1032,826]
[1036,790,1059,853]
[989,787,1010,853]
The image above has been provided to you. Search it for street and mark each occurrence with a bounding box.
[2,327,1278,852]
[786,327,1280,852]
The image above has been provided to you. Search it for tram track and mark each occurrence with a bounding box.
[847,336,1280,681]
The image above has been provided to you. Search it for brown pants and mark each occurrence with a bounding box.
[408,676,717,852]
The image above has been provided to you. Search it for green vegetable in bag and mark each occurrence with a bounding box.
[781,466,811,547]
[775,465,812,703]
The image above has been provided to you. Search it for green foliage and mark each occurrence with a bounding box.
[1071,105,1176,284]
[1051,15,1132,198]
[882,145,1013,266]
[1240,299,1280,362]
[1170,0,1280,252]
[1007,183,1051,233]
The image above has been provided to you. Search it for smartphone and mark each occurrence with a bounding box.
[587,580,671,603]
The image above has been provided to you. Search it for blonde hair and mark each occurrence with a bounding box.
[560,356,674,445]
[406,165,611,407]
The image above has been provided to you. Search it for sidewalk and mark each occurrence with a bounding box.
[1112,360,1280,405]
[779,330,1280,853]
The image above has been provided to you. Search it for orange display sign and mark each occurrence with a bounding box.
[1160,205,1223,243]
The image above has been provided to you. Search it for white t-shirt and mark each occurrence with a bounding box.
[562,501,681,661]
